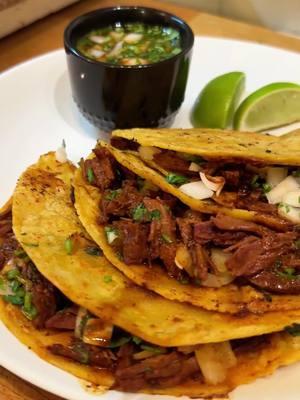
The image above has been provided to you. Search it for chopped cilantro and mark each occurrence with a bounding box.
[87,167,94,184]
[285,323,300,336]
[150,209,161,220]
[179,153,204,164]
[14,249,27,258]
[250,175,260,188]
[293,170,300,177]
[132,336,143,345]
[6,269,20,280]
[132,203,148,221]
[165,173,189,186]
[4,294,24,305]
[262,183,272,193]
[132,204,161,222]
[64,237,73,255]
[161,233,173,244]
[10,280,21,293]
[140,344,166,354]
[278,203,290,213]
[295,239,300,249]
[108,336,131,348]
[103,275,112,283]
[105,189,121,201]
[276,265,298,280]
[22,292,37,320]
[85,246,102,256]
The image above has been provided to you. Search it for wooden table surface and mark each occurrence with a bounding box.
[0,0,300,399]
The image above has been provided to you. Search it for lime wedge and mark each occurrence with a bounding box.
[234,82,300,131]
[191,71,245,129]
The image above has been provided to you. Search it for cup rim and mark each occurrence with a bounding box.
[64,5,194,70]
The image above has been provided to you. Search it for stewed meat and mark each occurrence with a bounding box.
[194,220,246,246]
[45,306,78,330]
[101,180,143,222]
[21,263,57,328]
[113,221,149,264]
[114,351,199,392]
[249,269,300,294]
[212,214,267,237]
[226,232,297,277]
[84,148,116,191]
[48,340,116,368]
[153,151,197,176]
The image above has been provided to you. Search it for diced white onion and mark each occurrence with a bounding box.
[201,273,234,288]
[179,181,213,200]
[266,167,288,188]
[106,230,118,244]
[282,190,300,208]
[89,48,105,59]
[199,172,225,196]
[195,342,236,385]
[278,203,300,223]
[82,318,113,347]
[138,146,160,161]
[122,58,139,65]
[55,144,67,163]
[189,162,201,172]
[108,41,124,57]
[175,245,193,274]
[266,176,300,204]
[124,33,143,43]
[89,35,109,44]
[75,307,88,339]
[218,342,237,368]
[110,31,124,41]
[210,248,231,273]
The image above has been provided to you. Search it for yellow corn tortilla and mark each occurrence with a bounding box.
[79,144,300,315]
[0,299,114,388]
[3,298,300,399]
[110,129,300,228]
[112,128,300,165]
[14,152,300,344]
[6,152,300,398]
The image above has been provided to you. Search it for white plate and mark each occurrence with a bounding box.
[1,36,300,400]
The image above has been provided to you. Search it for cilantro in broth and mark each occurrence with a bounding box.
[76,23,182,66]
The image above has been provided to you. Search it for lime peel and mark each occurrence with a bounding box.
[191,71,246,129]
[234,82,300,132]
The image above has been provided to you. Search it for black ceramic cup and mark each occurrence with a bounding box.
[64,6,194,131]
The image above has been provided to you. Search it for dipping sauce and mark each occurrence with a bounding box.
[76,23,182,65]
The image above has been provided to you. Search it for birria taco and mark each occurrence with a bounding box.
[74,129,300,315]
[2,151,300,397]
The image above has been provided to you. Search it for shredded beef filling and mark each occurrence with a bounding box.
[49,340,117,368]
[114,349,200,391]
[84,146,300,294]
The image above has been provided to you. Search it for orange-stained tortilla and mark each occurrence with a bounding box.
[74,144,300,315]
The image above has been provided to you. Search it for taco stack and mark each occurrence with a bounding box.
[1,130,300,397]
[74,129,300,317]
